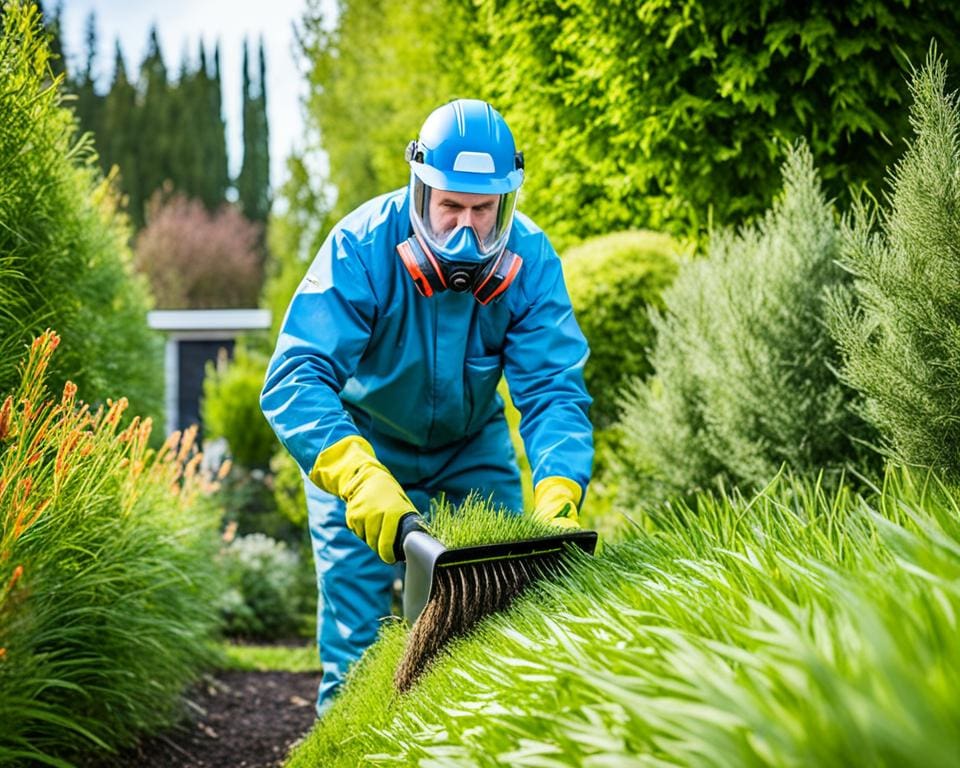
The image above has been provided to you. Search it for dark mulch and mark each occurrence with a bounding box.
[89,670,318,768]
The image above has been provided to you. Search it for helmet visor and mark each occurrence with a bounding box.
[410,176,519,262]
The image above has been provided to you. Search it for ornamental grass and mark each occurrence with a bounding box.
[289,469,960,767]
[0,331,223,766]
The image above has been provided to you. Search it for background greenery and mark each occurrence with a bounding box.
[292,0,960,248]
[615,142,876,506]
[829,49,960,482]
[0,3,162,423]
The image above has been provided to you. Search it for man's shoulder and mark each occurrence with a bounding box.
[509,210,554,260]
[333,188,408,246]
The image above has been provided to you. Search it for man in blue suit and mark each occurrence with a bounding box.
[261,99,593,715]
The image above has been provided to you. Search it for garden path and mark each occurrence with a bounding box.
[90,668,317,767]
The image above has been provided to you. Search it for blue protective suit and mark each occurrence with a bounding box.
[261,187,593,714]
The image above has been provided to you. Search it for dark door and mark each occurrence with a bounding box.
[177,339,235,433]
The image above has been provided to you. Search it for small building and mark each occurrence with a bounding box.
[147,308,271,436]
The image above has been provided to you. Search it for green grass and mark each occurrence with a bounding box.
[287,467,960,767]
[425,492,559,550]
[217,642,321,674]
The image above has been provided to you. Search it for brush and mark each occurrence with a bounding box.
[392,513,597,692]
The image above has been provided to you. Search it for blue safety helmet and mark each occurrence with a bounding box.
[405,99,524,267]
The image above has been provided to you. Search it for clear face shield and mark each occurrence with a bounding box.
[409,175,519,264]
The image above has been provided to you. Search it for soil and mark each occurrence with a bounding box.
[89,669,319,767]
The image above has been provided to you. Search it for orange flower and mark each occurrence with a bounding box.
[0,396,12,440]
[7,565,23,591]
[61,381,77,406]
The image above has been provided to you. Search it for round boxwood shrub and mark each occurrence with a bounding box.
[562,231,682,429]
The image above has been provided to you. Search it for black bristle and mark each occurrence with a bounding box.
[394,549,569,693]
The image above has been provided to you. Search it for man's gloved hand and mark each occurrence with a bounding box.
[310,435,415,564]
[532,476,582,529]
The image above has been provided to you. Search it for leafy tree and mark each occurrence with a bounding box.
[298,0,960,245]
[615,143,875,504]
[0,1,162,419]
[134,193,263,309]
[477,0,960,246]
[296,0,480,220]
[829,49,960,481]
[263,151,331,339]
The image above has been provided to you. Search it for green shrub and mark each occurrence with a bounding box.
[271,448,307,527]
[0,331,223,765]
[0,3,163,420]
[215,464,302,545]
[201,345,277,468]
[562,231,681,430]
[217,532,312,640]
[615,143,875,505]
[290,467,960,767]
[829,49,960,482]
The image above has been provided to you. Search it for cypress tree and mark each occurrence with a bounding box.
[101,40,138,211]
[829,49,960,481]
[137,26,171,226]
[169,48,201,203]
[237,37,270,225]
[209,42,228,208]
[72,11,100,141]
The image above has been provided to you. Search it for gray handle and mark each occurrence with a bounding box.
[394,512,427,562]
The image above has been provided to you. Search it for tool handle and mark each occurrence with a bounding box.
[394,512,428,563]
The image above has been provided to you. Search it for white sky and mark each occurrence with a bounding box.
[57,0,335,194]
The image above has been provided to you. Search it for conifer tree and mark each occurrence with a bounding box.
[237,37,271,225]
[616,143,874,504]
[100,40,137,208]
[169,48,202,203]
[36,0,65,78]
[136,26,171,226]
[829,49,960,481]
[208,42,229,208]
[71,11,100,139]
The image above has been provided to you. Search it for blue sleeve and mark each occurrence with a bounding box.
[503,237,594,495]
[260,229,376,475]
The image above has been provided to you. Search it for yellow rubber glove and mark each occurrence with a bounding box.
[532,476,582,529]
[310,435,415,564]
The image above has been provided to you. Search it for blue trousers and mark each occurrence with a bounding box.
[304,415,523,715]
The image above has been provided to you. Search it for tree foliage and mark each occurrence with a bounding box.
[64,18,232,228]
[296,0,480,221]
[263,151,331,339]
[134,193,263,309]
[616,144,875,504]
[297,0,960,245]
[829,49,960,481]
[0,2,162,418]
[237,37,271,225]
